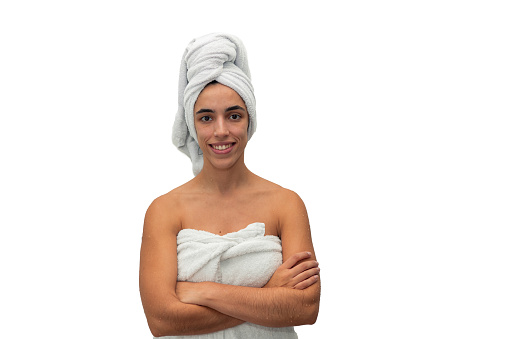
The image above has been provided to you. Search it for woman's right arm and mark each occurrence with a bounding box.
[139,196,244,337]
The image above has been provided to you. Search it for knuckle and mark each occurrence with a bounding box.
[304,261,313,268]
[292,253,303,260]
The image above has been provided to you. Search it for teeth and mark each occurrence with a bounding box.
[213,144,232,150]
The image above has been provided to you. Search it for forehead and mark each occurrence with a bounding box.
[195,83,246,110]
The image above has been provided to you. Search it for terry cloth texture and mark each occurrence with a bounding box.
[172,33,257,176]
[154,223,297,339]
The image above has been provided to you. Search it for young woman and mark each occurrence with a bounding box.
[139,33,320,338]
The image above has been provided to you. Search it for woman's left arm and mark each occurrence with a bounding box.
[177,190,320,327]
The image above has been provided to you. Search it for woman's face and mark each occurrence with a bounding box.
[194,83,249,171]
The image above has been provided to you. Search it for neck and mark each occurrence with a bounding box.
[194,157,252,195]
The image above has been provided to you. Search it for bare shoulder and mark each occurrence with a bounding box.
[279,187,305,206]
[277,188,308,226]
[259,180,314,261]
[251,175,308,220]
[143,187,186,236]
[258,177,305,210]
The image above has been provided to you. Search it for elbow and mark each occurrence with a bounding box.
[307,304,319,325]
[300,288,320,325]
[146,312,182,337]
[147,317,170,337]
[303,301,319,325]
[149,325,162,338]
[277,286,320,327]
[284,302,319,327]
[148,319,180,337]
[148,321,161,337]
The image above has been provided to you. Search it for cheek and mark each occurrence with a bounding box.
[232,125,248,139]
[195,123,210,136]
[236,119,250,133]
[195,127,210,146]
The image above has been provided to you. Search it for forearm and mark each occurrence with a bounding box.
[148,299,243,337]
[186,282,320,327]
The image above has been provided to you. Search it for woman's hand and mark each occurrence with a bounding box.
[264,251,320,290]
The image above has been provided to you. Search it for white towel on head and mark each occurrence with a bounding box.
[172,33,257,176]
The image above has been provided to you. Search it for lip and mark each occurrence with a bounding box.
[209,142,236,154]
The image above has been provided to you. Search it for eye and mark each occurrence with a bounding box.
[200,116,212,122]
[230,114,242,120]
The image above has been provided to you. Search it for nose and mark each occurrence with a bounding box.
[213,117,230,138]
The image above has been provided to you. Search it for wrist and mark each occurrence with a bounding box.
[197,282,215,306]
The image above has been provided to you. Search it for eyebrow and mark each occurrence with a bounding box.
[195,108,214,115]
[226,105,246,112]
[195,105,246,115]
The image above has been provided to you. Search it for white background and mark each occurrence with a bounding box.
[1,1,508,338]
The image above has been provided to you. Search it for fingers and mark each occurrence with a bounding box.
[293,274,320,290]
[277,252,320,290]
[290,260,319,277]
[293,265,320,282]
[292,265,320,287]
[281,251,312,269]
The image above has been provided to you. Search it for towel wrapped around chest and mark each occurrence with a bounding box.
[176,222,282,287]
[158,223,298,338]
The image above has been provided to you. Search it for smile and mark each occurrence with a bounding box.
[212,143,233,150]
[209,143,235,154]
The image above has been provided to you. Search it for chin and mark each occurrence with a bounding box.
[206,156,244,171]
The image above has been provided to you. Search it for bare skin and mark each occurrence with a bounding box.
[139,83,320,336]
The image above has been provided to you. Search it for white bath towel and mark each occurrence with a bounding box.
[176,222,281,287]
[172,33,257,176]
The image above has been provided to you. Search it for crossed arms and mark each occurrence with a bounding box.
[139,190,320,337]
